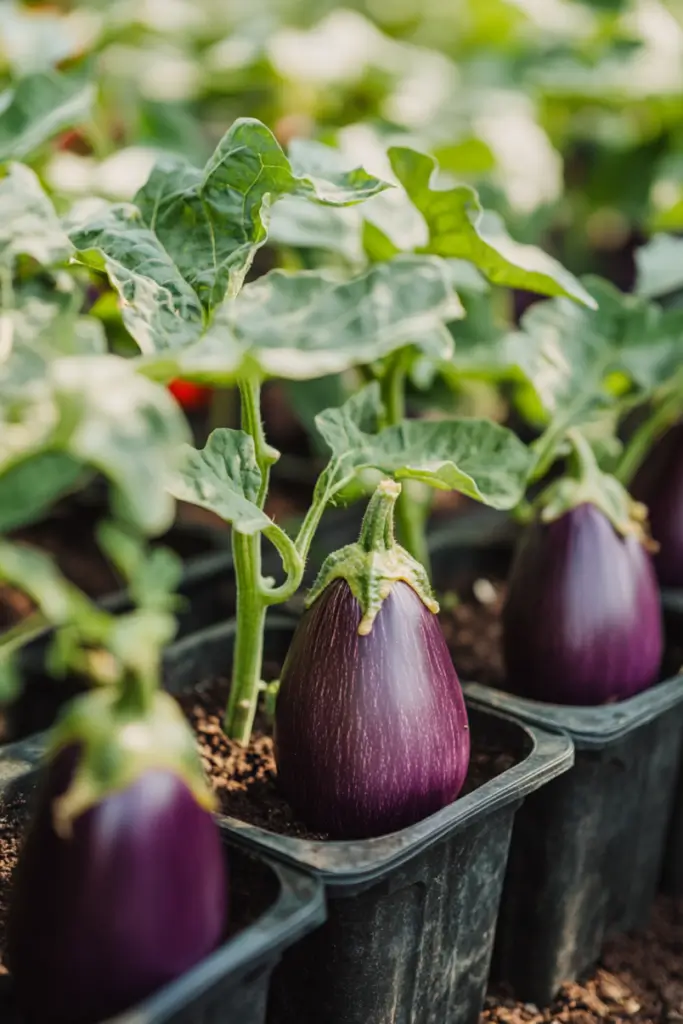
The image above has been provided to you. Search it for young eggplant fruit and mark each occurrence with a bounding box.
[275,479,470,840]
[503,433,663,705]
[7,687,227,1024]
[631,422,683,587]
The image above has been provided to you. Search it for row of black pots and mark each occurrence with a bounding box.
[5,508,683,1019]
[0,618,572,1024]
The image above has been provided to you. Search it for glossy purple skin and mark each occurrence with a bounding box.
[502,503,663,706]
[631,423,683,587]
[274,578,470,840]
[8,747,227,1024]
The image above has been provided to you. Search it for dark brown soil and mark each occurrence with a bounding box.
[0,797,24,974]
[439,578,507,686]
[180,675,516,842]
[483,898,683,1024]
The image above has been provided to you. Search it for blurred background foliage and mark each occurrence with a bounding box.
[3,0,683,454]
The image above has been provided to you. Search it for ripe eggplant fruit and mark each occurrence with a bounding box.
[631,422,683,587]
[275,479,470,840]
[503,502,663,705]
[7,690,226,1024]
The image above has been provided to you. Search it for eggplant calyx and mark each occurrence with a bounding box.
[47,688,215,837]
[306,479,438,635]
[537,429,657,550]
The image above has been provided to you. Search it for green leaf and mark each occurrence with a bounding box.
[168,429,273,533]
[315,385,532,510]
[142,256,462,382]
[344,419,533,509]
[0,453,84,532]
[134,118,390,310]
[0,70,94,164]
[0,355,188,535]
[505,277,682,421]
[635,234,683,299]
[97,522,182,613]
[68,201,205,353]
[0,649,21,705]
[0,163,71,267]
[388,147,597,309]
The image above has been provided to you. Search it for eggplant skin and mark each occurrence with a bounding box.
[503,503,663,706]
[7,747,227,1024]
[275,579,470,840]
[631,423,683,587]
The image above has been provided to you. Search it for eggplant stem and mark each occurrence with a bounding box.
[379,354,432,575]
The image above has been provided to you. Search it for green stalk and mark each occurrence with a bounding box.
[224,530,267,744]
[223,377,281,744]
[379,356,432,575]
[615,391,683,487]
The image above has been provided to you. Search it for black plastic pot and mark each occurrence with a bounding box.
[0,753,325,1024]
[425,515,683,1003]
[161,618,573,1024]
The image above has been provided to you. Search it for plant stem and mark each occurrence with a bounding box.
[223,376,280,743]
[379,356,432,574]
[615,391,683,487]
[239,378,279,508]
[224,530,267,744]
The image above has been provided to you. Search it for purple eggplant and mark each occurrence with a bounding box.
[503,502,663,705]
[7,695,227,1024]
[275,480,470,840]
[631,422,683,587]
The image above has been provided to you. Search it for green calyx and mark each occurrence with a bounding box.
[536,428,656,550]
[305,478,439,635]
[47,686,214,838]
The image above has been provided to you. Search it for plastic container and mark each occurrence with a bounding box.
[466,679,683,1003]
[162,618,573,1024]
[0,755,325,1024]
[425,516,683,1002]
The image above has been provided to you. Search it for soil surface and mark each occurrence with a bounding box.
[0,797,24,974]
[180,675,515,842]
[439,578,508,686]
[483,898,683,1024]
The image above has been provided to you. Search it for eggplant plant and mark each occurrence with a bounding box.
[275,478,470,838]
[491,276,683,703]
[3,529,227,1024]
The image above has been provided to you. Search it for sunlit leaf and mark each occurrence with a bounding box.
[134,118,390,310]
[388,147,597,308]
[140,256,462,382]
[0,163,71,266]
[0,71,94,164]
[68,200,205,353]
[0,453,84,532]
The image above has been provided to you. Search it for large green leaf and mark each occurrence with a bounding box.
[140,256,462,382]
[0,163,71,267]
[0,71,94,164]
[168,429,273,534]
[134,119,390,310]
[342,419,532,508]
[68,201,205,353]
[314,383,532,509]
[635,234,683,300]
[388,147,596,309]
[503,277,682,422]
[0,354,188,535]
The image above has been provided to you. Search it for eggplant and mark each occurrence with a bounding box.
[7,693,227,1024]
[275,480,470,840]
[631,422,683,587]
[503,502,663,705]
